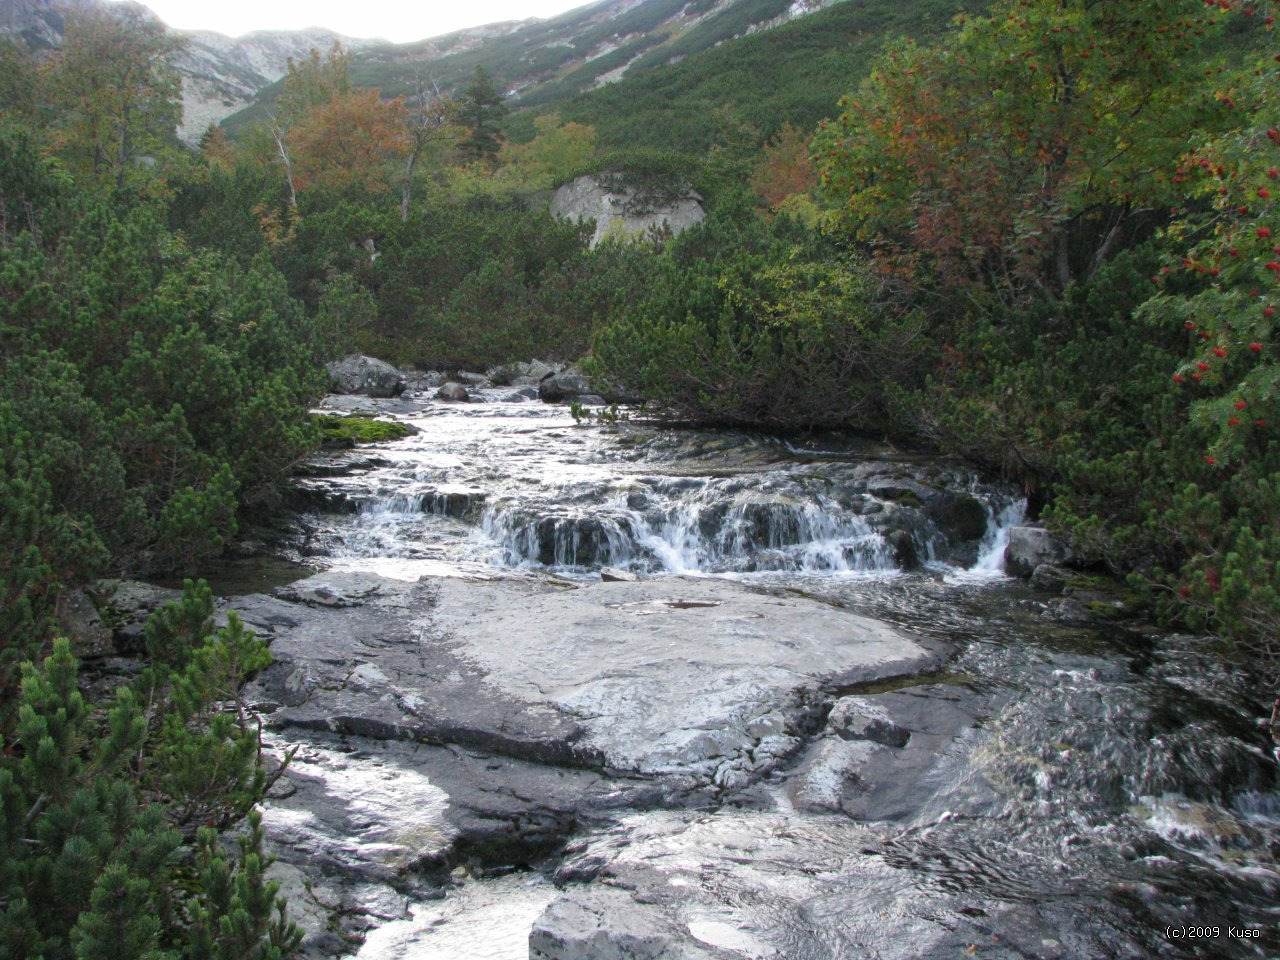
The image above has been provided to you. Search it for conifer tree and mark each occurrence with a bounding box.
[457,66,507,165]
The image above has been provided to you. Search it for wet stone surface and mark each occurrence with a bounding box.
[159,390,1280,959]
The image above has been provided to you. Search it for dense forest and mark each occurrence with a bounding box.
[1,0,1278,953]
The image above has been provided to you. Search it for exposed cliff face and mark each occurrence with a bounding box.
[549,174,705,247]
[0,0,96,49]
[0,0,371,143]
[174,28,373,143]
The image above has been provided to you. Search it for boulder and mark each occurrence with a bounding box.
[924,493,990,544]
[436,382,470,402]
[502,386,539,402]
[526,359,559,382]
[1005,526,1070,578]
[575,394,607,406]
[549,175,706,249]
[1030,563,1072,592]
[454,371,489,386]
[539,369,594,403]
[325,355,406,398]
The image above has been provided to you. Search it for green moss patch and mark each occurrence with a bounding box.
[314,414,414,447]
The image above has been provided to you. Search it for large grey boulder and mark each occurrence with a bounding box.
[1005,526,1071,578]
[550,175,706,248]
[325,355,405,398]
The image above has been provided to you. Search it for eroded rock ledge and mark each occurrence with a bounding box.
[214,571,944,953]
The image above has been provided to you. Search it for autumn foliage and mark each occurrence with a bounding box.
[290,89,408,194]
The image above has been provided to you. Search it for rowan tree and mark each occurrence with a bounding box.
[817,0,1229,305]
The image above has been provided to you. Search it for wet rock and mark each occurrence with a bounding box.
[828,696,911,748]
[1005,526,1070,578]
[56,588,113,658]
[575,394,607,406]
[293,451,393,478]
[534,811,1007,960]
[273,572,386,608]
[1031,563,1072,592]
[925,492,990,543]
[238,573,938,794]
[503,386,539,402]
[790,683,994,820]
[427,490,484,520]
[885,529,920,570]
[454,371,490,386]
[539,369,593,403]
[530,885,725,960]
[436,382,470,402]
[600,567,637,582]
[325,355,406,398]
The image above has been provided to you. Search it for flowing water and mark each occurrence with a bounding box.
[284,391,1280,959]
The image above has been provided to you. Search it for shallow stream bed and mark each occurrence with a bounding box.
[222,390,1280,959]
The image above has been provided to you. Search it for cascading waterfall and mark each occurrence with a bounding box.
[300,397,1027,580]
[479,489,901,574]
[971,498,1029,573]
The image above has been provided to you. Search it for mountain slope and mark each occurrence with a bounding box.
[0,0,372,141]
[516,0,985,153]
[174,28,372,141]
[220,0,858,136]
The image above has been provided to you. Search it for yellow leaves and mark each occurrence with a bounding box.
[751,122,819,211]
[289,90,408,194]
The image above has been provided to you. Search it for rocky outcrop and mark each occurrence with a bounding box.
[325,355,406,398]
[186,571,937,952]
[550,175,705,248]
[1005,525,1071,578]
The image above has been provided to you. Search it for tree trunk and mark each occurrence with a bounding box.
[400,145,420,223]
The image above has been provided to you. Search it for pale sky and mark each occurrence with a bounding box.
[134,0,590,43]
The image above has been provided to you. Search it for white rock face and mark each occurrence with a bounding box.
[550,175,706,247]
[174,28,375,143]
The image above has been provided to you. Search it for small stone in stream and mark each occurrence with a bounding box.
[436,382,470,402]
[600,567,638,582]
[827,696,911,748]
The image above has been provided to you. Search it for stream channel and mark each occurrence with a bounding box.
[211,388,1280,959]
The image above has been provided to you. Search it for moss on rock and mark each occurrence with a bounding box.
[314,414,414,447]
